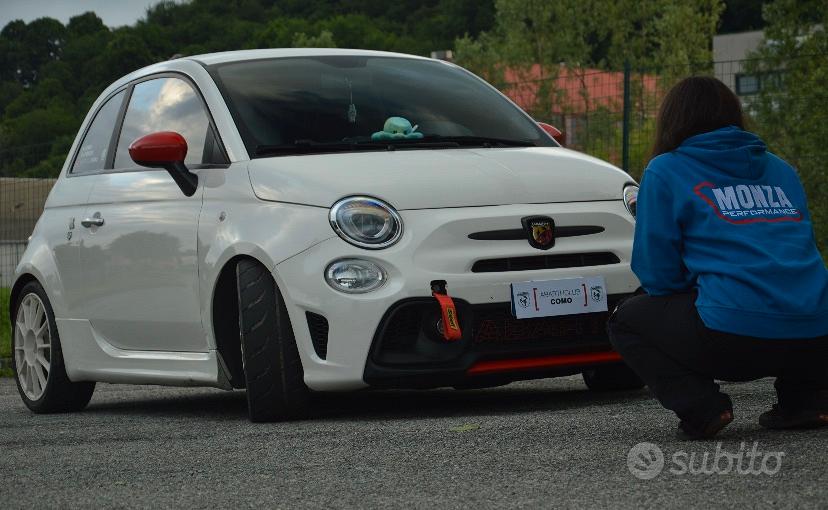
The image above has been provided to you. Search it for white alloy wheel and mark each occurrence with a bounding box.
[14,293,52,401]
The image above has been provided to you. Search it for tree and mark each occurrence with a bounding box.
[292,30,337,48]
[744,0,828,254]
[719,0,765,34]
[0,18,66,85]
[454,0,724,77]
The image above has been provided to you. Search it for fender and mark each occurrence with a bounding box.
[12,242,65,318]
[196,162,336,349]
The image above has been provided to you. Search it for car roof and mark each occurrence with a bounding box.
[186,48,432,66]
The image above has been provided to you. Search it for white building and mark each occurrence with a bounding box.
[713,30,767,98]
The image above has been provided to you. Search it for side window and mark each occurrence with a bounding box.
[113,77,222,169]
[71,90,126,174]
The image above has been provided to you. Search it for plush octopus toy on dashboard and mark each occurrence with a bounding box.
[371,117,424,141]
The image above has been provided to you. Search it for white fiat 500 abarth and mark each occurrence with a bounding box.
[10,49,643,421]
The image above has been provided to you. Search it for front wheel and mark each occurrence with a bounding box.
[582,363,645,392]
[12,281,95,413]
[236,260,310,422]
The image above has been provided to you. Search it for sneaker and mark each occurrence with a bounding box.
[676,410,734,441]
[759,404,828,430]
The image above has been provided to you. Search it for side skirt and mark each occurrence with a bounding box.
[57,318,231,389]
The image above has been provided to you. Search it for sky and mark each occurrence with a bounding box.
[0,0,182,30]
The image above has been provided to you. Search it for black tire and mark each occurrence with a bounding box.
[12,281,95,413]
[582,363,645,392]
[236,259,310,422]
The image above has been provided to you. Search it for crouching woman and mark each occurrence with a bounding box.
[609,76,828,440]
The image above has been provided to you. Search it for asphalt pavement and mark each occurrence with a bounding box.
[1,376,826,508]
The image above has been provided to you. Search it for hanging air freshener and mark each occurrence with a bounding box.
[346,78,357,123]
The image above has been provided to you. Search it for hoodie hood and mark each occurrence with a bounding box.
[675,126,767,179]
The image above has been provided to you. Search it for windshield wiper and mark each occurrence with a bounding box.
[351,136,535,148]
[255,140,390,156]
[255,139,463,156]
[419,136,536,147]
[254,136,534,157]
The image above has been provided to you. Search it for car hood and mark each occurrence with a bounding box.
[247,147,633,210]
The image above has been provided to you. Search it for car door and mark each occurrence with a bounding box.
[42,89,128,319]
[78,75,225,352]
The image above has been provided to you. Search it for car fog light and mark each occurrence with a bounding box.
[325,259,387,294]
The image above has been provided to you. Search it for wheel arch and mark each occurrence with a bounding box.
[210,254,269,389]
[11,234,68,318]
[9,273,39,323]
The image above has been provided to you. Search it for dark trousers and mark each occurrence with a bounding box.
[608,292,828,429]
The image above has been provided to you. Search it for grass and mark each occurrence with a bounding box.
[1,287,10,360]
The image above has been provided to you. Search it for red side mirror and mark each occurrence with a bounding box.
[537,122,565,146]
[128,132,198,197]
[129,131,188,167]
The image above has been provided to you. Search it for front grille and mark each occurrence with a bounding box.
[471,252,620,273]
[379,302,607,348]
[306,312,329,359]
[371,297,627,367]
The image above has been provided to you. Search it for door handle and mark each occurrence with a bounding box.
[81,216,105,228]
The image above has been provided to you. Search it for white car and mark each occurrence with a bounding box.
[10,49,643,422]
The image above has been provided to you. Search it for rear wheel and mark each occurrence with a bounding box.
[12,281,95,413]
[582,363,645,392]
[236,259,310,422]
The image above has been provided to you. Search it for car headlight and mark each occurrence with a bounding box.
[623,185,639,219]
[329,196,403,249]
[325,259,387,293]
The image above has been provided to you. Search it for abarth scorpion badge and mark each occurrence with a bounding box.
[521,216,555,250]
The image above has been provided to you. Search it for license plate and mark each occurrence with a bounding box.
[511,276,608,319]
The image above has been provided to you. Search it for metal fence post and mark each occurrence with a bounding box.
[621,60,631,173]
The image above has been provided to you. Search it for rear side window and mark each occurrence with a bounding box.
[113,77,222,169]
[71,90,126,174]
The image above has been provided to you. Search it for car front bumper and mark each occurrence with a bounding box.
[362,293,633,389]
[273,200,639,391]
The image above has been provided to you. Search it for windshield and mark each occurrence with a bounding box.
[210,56,555,157]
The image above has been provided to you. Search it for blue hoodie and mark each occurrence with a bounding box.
[632,126,828,339]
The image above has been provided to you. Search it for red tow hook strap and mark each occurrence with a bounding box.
[431,281,462,342]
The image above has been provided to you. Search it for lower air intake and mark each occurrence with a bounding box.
[306,312,329,359]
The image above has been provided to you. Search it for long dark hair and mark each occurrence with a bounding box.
[652,76,746,157]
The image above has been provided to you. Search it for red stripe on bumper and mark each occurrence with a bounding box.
[467,351,623,375]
